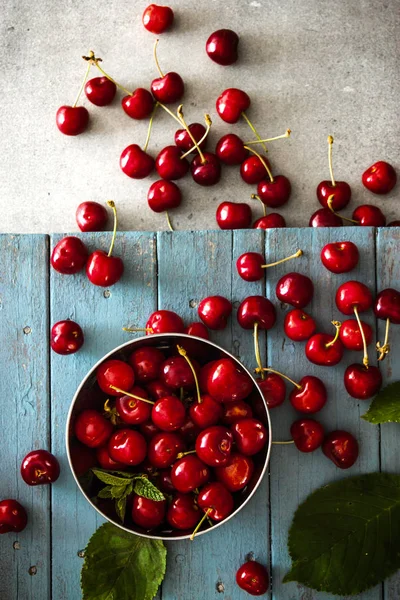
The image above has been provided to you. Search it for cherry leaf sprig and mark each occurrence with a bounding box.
[361,381,400,424]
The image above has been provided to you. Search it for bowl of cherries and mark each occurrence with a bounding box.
[66,333,271,540]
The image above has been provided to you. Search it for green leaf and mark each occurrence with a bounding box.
[361,381,400,424]
[134,477,165,502]
[284,473,400,595]
[81,523,166,600]
[92,468,134,487]
[97,486,113,499]
[116,495,127,522]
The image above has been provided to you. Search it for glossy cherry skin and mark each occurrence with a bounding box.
[253,214,286,229]
[240,155,271,185]
[132,495,166,530]
[85,77,116,106]
[120,144,155,179]
[344,364,382,399]
[320,241,359,274]
[236,252,265,282]
[155,146,189,180]
[197,482,234,521]
[185,322,209,339]
[216,88,250,124]
[256,373,286,409]
[284,309,316,341]
[0,500,28,534]
[74,409,113,448]
[51,236,88,274]
[151,396,186,431]
[147,432,185,468]
[309,208,343,227]
[122,88,154,119]
[175,123,207,152]
[86,250,124,287]
[116,388,152,425]
[171,455,210,493]
[362,161,397,194]
[198,295,232,330]
[151,72,184,104]
[56,106,89,136]
[289,376,327,413]
[216,202,252,230]
[206,29,239,65]
[191,152,221,186]
[374,288,400,324]
[146,380,173,401]
[340,319,373,351]
[276,272,314,308]
[305,332,344,366]
[207,358,253,403]
[160,356,198,390]
[215,452,254,492]
[216,133,247,165]
[196,426,233,466]
[231,418,267,456]
[317,180,351,211]
[50,320,84,355]
[189,394,223,429]
[236,561,269,596]
[237,296,276,331]
[291,419,324,453]
[167,493,200,529]
[97,359,135,396]
[96,445,125,470]
[199,361,217,393]
[353,204,386,226]
[322,430,359,469]
[146,310,185,334]
[108,429,147,466]
[76,201,108,232]
[257,175,291,208]
[335,281,373,315]
[142,4,174,33]
[20,450,60,485]
[129,347,165,383]
[222,400,253,424]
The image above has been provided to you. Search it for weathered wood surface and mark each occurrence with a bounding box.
[0,228,399,600]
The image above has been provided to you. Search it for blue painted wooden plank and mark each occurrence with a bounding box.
[265,227,381,600]
[0,235,50,600]
[50,232,157,600]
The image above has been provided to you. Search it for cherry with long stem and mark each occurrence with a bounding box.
[241,112,268,153]
[255,367,302,390]
[74,58,92,107]
[245,129,291,146]
[253,322,265,379]
[143,103,160,153]
[325,320,342,348]
[327,195,358,224]
[123,326,153,333]
[176,345,201,403]
[190,507,212,541]
[179,114,213,160]
[353,307,369,367]
[82,51,132,96]
[376,317,390,361]
[262,249,303,270]
[243,146,274,182]
[177,105,207,164]
[109,385,155,405]
[251,194,267,216]
[106,201,118,257]
[327,135,336,186]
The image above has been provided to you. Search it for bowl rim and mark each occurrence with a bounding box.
[65,333,272,541]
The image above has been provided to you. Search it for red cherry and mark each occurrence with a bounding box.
[335,281,373,315]
[236,252,265,282]
[375,288,400,324]
[197,482,234,521]
[189,394,223,429]
[116,387,152,425]
[305,327,344,366]
[139,420,160,439]
[198,295,232,330]
[276,272,314,308]
[222,400,253,424]
[241,155,271,185]
[237,296,276,331]
[256,373,286,409]
[76,201,108,232]
[185,322,209,339]
[353,204,386,226]
[191,152,221,186]
[56,105,89,136]
[96,445,125,470]
[322,430,359,469]
[51,236,88,274]
[196,425,233,466]
[231,418,267,456]
[257,175,291,207]
[284,309,316,341]
[236,561,269,596]
[317,181,351,211]
[120,144,155,179]
[160,356,199,390]
[344,364,382,399]
[175,123,207,152]
[86,250,124,287]
[320,241,359,274]
[309,208,343,227]
[151,72,184,104]
[129,347,165,383]
[289,376,327,413]
[142,4,174,33]
[146,310,185,334]
[171,455,210,493]
[20,450,60,485]
[216,201,252,229]
[132,495,166,530]
[74,409,113,448]
[199,361,217,393]
[151,396,186,431]
[0,500,28,534]
[108,429,147,466]
[148,432,186,468]
[122,88,154,119]
[340,319,373,351]
[146,380,172,401]
[97,359,135,396]
[253,213,286,229]
[362,161,397,194]
[206,29,239,65]
[50,320,84,355]
[85,77,116,106]
[216,133,247,165]
[291,419,324,453]
[216,88,250,124]
[207,358,253,403]
[167,493,200,529]
[215,452,254,492]
[155,146,189,180]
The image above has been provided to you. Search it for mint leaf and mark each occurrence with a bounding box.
[134,477,165,502]
[361,381,400,424]
[116,495,128,522]
[81,523,166,600]
[92,468,133,487]
[284,473,400,595]
[97,487,113,499]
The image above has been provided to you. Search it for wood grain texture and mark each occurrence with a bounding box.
[0,235,50,600]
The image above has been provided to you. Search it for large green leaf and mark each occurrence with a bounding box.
[284,473,400,595]
[81,523,166,600]
[362,381,400,424]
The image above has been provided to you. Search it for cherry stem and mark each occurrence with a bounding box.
[241,112,268,153]
[143,103,159,153]
[243,145,274,183]
[158,101,185,125]
[123,327,154,333]
[327,135,336,187]
[176,450,197,460]
[177,105,206,164]
[325,320,342,348]
[261,249,303,269]
[376,317,390,362]
[190,507,212,541]
[256,367,302,390]
[106,201,117,257]
[353,306,369,368]
[327,196,358,224]
[177,345,201,403]
[153,39,165,78]
[73,58,92,107]
[109,385,155,405]
[251,194,267,217]
[103,399,118,425]
[82,51,132,96]
[245,129,291,145]
[254,322,265,380]
[272,440,295,445]
[165,211,174,231]
[180,114,213,160]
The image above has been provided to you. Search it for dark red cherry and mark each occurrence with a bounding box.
[142,4,174,33]
[129,347,165,383]
[216,201,252,229]
[160,356,199,390]
[122,88,154,119]
[320,241,359,274]
[179,416,200,444]
[96,445,125,470]
[284,309,316,341]
[322,430,359,469]
[108,429,147,465]
[171,454,210,493]
[157,469,175,494]
[344,364,382,399]
[189,394,223,429]
[276,272,314,308]
[199,361,217,393]
[20,450,60,485]
[85,77,116,106]
[305,330,344,367]
[56,106,89,136]
[69,442,97,476]
[237,295,276,331]
[175,123,207,152]
[86,250,124,287]
[151,72,184,104]
[74,409,113,448]
[76,201,108,232]
[206,29,239,65]
[146,380,172,401]
[374,288,400,324]
[216,133,247,165]
[184,322,209,339]
[256,373,286,409]
[317,181,351,211]
[352,204,386,226]
[289,376,327,413]
[120,144,155,179]
[236,252,265,282]
[51,236,88,274]
[139,420,160,440]
[257,175,291,207]
[116,387,152,425]
[191,152,221,186]
[148,432,185,468]
[0,500,28,534]
[335,281,373,314]
[207,358,253,403]
[167,493,200,530]
[132,495,166,529]
[198,295,232,330]
[215,452,254,492]
[97,359,135,396]
[253,213,286,229]
[362,161,397,194]
[291,419,324,453]
[151,396,186,431]
[195,425,233,466]
[222,400,253,424]
[241,155,271,185]
[309,208,343,227]
[236,561,269,596]
[216,88,250,124]
[146,310,185,334]
[50,320,84,355]
[231,418,267,456]
[340,319,373,351]
[155,146,189,180]
[197,482,234,521]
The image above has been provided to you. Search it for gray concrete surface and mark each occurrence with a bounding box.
[1,0,399,233]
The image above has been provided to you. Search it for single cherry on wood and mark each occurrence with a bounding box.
[237,249,302,282]
[237,295,277,331]
[236,561,269,596]
[317,136,351,211]
[352,204,386,227]
[206,29,239,65]
[305,321,344,367]
[216,201,252,230]
[289,375,327,413]
[20,450,60,485]
[276,272,314,308]
[362,160,397,194]
[374,288,400,361]
[198,295,232,330]
[86,201,124,287]
[256,372,286,409]
[51,236,88,275]
[76,201,108,232]
[50,320,84,355]
[322,430,359,469]
[142,4,174,33]
[336,280,373,367]
[309,208,343,228]
[320,241,359,274]
[125,309,185,335]
[0,500,28,534]
[344,363,382,400]
[284,308,316,341]
[291,419,324,453]
[340,319,373,351]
